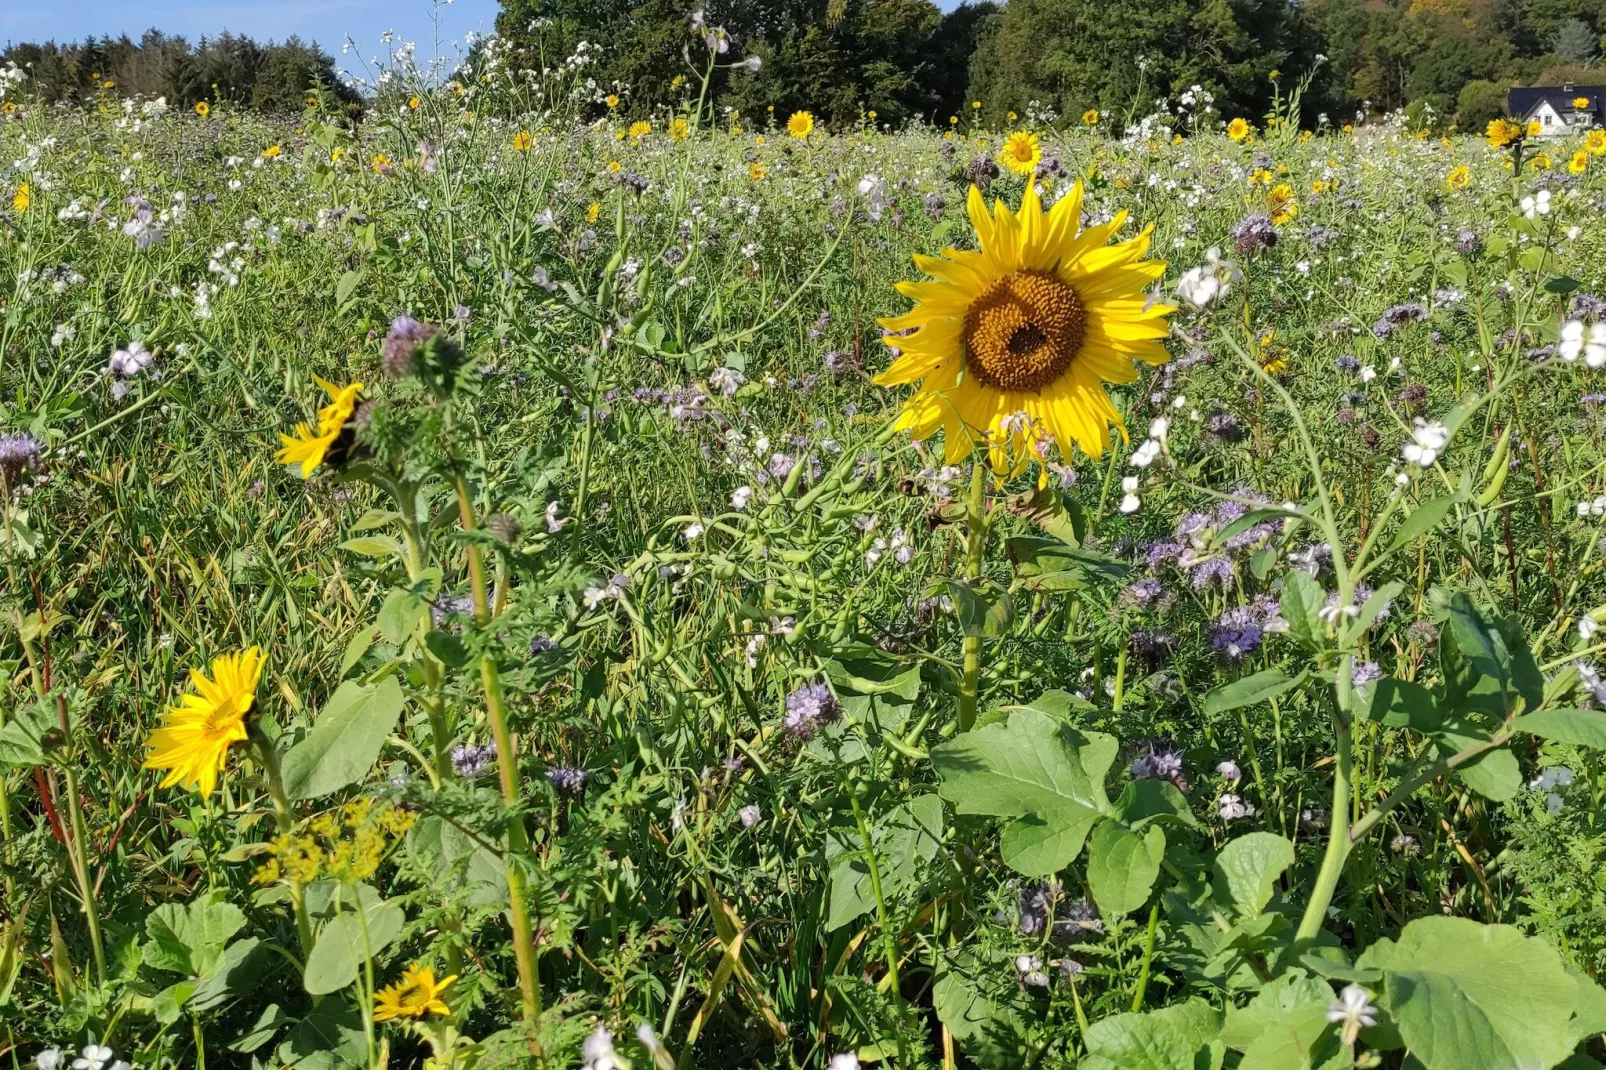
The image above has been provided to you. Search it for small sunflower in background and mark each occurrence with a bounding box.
[374,964,457,1021]
[629,119,651,140]
[787,110,814,138]
[874,182,1172,463]
[276,376,362,477]
[1256,330,1289,376]
[748,162,768,180]
[1227,117,1250,141]
[998,130,1041,176]
[1570,150,1589,174]
[1445,165,1470,190]
[512,130,533,151]
[193,100,210,117]
[1082,109,1099,126]
[1486,118,1521,148]
[1266,183,1298,224]
[11,182,29,212]
[142,647,264,798]
[670,117,690,140]
[1588,129,1606,155]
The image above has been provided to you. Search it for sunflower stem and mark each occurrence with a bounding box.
[452,474,546,1044]
[957,459,989,732]
[56,694,106,989]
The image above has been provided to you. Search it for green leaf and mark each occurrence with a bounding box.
[279,678,404,800]
[334,269,361,307]
[376,589,426,646]
[337,625,377,679]
[1114,779,1201,830]
[1438,732,1521,801]
[1087,823,1165,917]
[942,579,1014,638]
[1203,670,1304,717]
[302,895,406,996]
[277,1001,367,1069]
[1566,965,1606,1050]
[1514,708,1606,748]
[190,937,266,1012]
[0,699,55,769]
[1388,498,1456,554]
[1007,536,1127,591]
[931,707,1115,876]
[1212,832,1295,919]
[406,816,506,909]
[424,630,471,669]
[825,795,944,930]
[1281,572,1326,650]
[142,891,247,978]
[1365,677,1442,732]
[1083,999,1225,1070]
[230,1002,287,1053]
[337,535,402,559]
[931,950,1030,1069]
[1383,917,1576,1070]
[1222,971,1336,1057]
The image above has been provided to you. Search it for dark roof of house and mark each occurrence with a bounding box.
[1509,85,1606,117]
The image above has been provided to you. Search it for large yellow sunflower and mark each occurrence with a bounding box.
[873,182,1172,464]
[276,376,362,477]
[787,110,814,139]
[142,647,264,798]
[374,964,457,1021]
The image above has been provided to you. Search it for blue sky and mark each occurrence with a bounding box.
[3,0,503,58]
[6,0,970,55]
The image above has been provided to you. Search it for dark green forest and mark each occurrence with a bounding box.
[9,0,1606,129]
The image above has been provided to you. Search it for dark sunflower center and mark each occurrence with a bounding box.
[963,270,1086,392]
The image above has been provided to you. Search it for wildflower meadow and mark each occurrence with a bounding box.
[7,20,1606,1070]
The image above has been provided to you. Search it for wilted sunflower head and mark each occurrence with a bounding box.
[873,182,1172,467]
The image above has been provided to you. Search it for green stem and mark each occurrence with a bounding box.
[1131,898,1160,1012]
[957,460,988,732]
[1296,716,1352,942]
[52,696,106,988]
[849,786,901,1001]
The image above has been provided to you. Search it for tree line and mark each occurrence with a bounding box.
[8,0,1606,131]
[0,31,359,114]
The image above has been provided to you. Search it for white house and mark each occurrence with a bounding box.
[1508,83,1605,138]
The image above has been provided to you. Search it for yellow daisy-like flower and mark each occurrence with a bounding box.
[787,110,814,139]
[407,95,421,110]
[374,964,456,1022]
[371,153,392,174]
[998,131,1041,176]
[1530,152,1552,172]
[193,100,210,117]
[1007,110,1018,122]
[586,201,601,223]
[748,162,768,180]
[629,119,651,140]
[1570,150,1589,174]
[1445,165,1470,190]
[1527,119,1543,137]
[1082,109,1099,125]
[1227,118,1250,141]
[1266,183,1298,224]
[1486,118,1521,148]
[276,376,362,477]
[605,94,620,109]
[1576,96,1591,108]
[262,144,281,159]
[873,182,1172,464]
[606,159,622,173]
[142,647,264,798]
[1588,129,1606,155]
[11,183,29,212]
[512,130,533,152]
[670,117,690,141]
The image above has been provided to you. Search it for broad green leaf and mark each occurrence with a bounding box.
[0,699,55,769]
[1354,581,1405,636]
[1515,707,1606,748]
[823,659,921,739]
[190,937,266,1012]
[1366,677,1441,732]
[1282,572,1326,650]
[334,269,361,306]
[1566,965,1606,1050]
[1083,999,1225,1070]
[230,1002,287,1053]
[1213,832,1295,919]
[1438,732,1520,801]
[1007,536,1128,592]
[337,535,402,559]
[1203,670,1304,717]
[376,589,427,645]
[277,1001,367,1069]
[1087,823,1165,917]
[279,678,404,800]
[1114,779,1201,830]
[825,795,944,930]
[1222,971,1335,1049]
[1383,917,1576,1070]
[142,891,247,978]
[931,708,1116,876]
[932,951,1029,1070]
[302,895,406,995]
